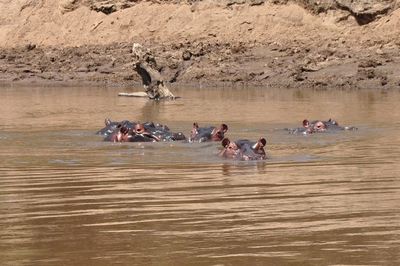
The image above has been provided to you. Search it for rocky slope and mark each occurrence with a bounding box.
[0,0,399,89]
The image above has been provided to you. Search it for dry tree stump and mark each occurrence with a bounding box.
[130,43,176,100]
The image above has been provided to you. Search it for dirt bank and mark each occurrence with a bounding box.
[1,0,400,89]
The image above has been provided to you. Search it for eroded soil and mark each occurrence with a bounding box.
[1,0,400,89]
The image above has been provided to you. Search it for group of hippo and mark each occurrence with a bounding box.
[97,118,357,161]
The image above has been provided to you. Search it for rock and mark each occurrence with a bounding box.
[25,43,36,51]
[357,68,376,80]
[297,0,336,14]
[88,0,138,14]
[358,59,381,68]
[301,64,321,72]
[97,66,113,74]
[59,0,79,14]
[76,66,89,72]
[182,50,192,61]
[190,42,207,57]
[227,0,246,6]
[249,0,265,6]
[122,74,134,80]
[91,3,117,15]
[335,0,394,25]
[381,76,388,86]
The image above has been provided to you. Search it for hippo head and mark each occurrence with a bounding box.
[211,124,228,141]
[252,138,267,152]
[97,119,135,137]
[220,138,240,159]
[253,138,267,159]
[107,123,131,142]
[312,121,327,132]
[134,123,146,134]
[189,122,228,142]
[302,119,326,134]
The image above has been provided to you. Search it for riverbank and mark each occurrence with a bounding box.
[1,1,400,90]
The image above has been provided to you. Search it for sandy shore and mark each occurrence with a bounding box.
[1,1,399,90]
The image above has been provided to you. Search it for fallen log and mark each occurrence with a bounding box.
[118,92,148,97]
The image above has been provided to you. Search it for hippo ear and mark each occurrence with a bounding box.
[302,119,309,127]
[105,118,111,126]
[221,124,228,132]
[221,138,230,147]
[193,122,199,129]
[259,138,267,146]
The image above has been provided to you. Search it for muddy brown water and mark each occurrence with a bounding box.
[0,86,399,265]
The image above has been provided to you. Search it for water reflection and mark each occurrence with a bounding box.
[0,86,400,265]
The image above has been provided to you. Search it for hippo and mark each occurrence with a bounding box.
[129,122,186,142]
[287,118,357,135]
[98,119,186,142]
[96,118,134,136]
[219,137,267,161]
[142,122,186,142]
[189,122,228,142]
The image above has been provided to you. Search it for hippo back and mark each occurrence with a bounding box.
[190,127,214,142]
[236,139,266,160]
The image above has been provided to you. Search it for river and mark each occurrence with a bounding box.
[0,86,399,265]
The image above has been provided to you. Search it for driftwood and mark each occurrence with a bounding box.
[118,92,148,97]
[130,43,176,100]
